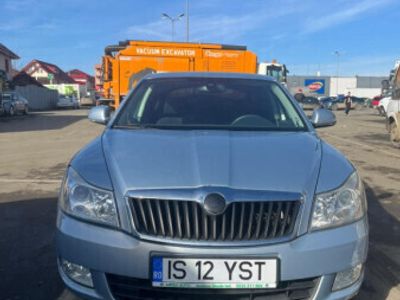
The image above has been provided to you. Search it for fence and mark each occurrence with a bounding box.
[15,85,58,110]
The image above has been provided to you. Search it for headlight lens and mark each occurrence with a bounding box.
[311,172,366,231]
[59,167,118,227]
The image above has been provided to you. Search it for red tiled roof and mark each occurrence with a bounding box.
[22,59,75,84]
[67,69,95,85]
[0,43,19,59]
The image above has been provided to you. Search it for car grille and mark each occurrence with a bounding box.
[129,198,300,242]
[107,274,319,300]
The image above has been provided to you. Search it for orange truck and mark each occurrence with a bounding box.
[101,40,257,108]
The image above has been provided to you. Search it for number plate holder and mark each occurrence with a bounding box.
[151,255,279,289]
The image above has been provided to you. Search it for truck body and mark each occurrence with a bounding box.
[101,40,257,108]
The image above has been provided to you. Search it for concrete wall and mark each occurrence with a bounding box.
[15,85,59,110]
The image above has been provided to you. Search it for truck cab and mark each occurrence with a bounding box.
[257,61,288,85]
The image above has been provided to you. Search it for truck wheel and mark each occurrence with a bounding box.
[390,122,400,148]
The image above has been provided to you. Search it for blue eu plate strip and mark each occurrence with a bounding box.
[152,256,163,282]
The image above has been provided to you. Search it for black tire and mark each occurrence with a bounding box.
[390,122,400,149]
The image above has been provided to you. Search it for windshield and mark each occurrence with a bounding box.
[266,66,284,82]
[114,77,306,131]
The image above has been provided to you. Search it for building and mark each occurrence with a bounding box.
[94,64,103,92]
[67,69,95,88]
[22,59,75,85]
[287,75,387,98]
[0,43,19,90]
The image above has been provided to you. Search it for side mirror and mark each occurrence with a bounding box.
[88,105,111,125]
[311,108,336,128]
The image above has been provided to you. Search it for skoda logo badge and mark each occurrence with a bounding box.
[204,193,226,215]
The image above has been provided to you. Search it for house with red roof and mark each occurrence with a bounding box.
[67,69,95,89]
[22,59,75,85]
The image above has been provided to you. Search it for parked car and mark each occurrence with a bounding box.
[319,96,336,109]
[56,73,368,300]
[371,96,382,108]
[298,96,321,110]
[330,96,365,111]
[377,96,391,116]
[80,96,95,106]
[386,94,400,148]
[1,92,29,116]
[0,94,4,115]
[57,95,80,109]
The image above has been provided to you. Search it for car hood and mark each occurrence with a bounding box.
[102,129,322,195]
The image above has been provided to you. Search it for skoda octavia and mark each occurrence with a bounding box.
[56,73,368,300]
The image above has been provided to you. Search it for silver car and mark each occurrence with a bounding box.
[56,73,368,300]
[1,92,29,116]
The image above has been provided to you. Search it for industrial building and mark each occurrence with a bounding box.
[287,75,387,98]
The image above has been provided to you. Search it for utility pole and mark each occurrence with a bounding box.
[186,0,190,42]
[334,51,341,95]
[162,13,184,41]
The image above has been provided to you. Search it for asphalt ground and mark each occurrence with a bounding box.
[0,108,399,300]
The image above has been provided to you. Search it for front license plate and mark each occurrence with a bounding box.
[151,257,278,289]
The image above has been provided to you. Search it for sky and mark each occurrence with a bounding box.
[1,0,399,77]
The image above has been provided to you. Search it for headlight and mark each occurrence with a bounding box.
[311,172,366,231]
[59,167,119,227]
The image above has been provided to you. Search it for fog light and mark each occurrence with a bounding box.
[332,264,363,291]
[61,259,93,288]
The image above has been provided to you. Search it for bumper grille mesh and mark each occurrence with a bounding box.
[107,274,319,300]
[129,199,300,242]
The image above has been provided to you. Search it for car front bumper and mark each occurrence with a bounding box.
[56,211,368,300]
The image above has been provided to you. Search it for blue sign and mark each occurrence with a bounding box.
[304,79,325,94]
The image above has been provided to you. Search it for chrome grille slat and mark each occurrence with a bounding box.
[129,198,300,242]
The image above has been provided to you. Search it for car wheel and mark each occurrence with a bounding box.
[9,105,15,116]
[390,122,400,148]
[23,105,29,115]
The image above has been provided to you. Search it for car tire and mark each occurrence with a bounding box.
[390,122,400,148]
[8,105,15,116]
[23,105,29,115]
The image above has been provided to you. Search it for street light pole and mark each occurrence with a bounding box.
[162,13,185,41]
[186,0,189,42]
[334,50,341,95]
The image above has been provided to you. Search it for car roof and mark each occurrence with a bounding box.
[144,72,276,82]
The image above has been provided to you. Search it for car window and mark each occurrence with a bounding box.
[2,94,11,101]
[115,78,307,131]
